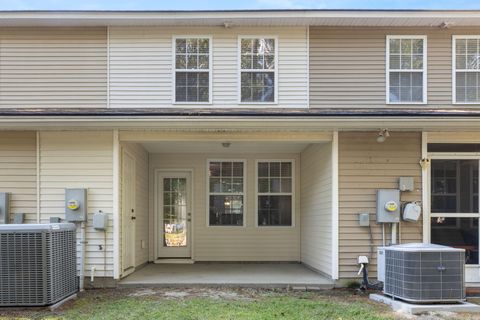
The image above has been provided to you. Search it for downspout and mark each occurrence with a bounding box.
[36,131,40,224]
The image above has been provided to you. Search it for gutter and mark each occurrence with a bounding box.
[1,108,480,117]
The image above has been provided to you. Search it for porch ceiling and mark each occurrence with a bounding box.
[141,141,311,154]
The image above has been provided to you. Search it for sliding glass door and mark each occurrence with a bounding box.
[430,158,480,282]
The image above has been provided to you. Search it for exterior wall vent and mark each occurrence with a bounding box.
[0,223,78,306]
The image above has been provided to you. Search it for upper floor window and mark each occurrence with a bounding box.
[239,37,277,103]
[453,36,480,104]
[174,37,211,103]
[386,36,427,104]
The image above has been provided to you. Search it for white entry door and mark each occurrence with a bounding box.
[429,158,480,283]
[122,151,136,274]
[156,171,192,259]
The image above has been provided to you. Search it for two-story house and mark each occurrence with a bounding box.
[1,10,480,288]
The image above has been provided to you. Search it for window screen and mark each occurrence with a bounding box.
[240,38,276,103]
[387,37,426,103]
[175,38,210,103]
[257,161,293,226]
[208,161,244,226]
[455,38,480,103]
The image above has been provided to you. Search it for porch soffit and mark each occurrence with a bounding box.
[118,130,333,143]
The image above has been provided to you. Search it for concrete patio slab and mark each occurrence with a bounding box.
[370,293,480,315]
[118,263,334,289]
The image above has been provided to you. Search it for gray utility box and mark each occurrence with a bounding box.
[376,189,400,223]
[65,188,87,222]
[0,192,10,224]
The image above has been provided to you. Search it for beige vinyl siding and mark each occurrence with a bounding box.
[109,26,308,108]
[39,131,114,277]
[427,132,480,143]
[121,142,149,267]
[310,27,480,108]
[0,27,107,108]
[300,143,332,276]
[149,153,300,261]
[0,131,37,223]
[338,132,422,279]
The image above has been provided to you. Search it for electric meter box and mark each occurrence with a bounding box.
[376,189,400,223]
[0,192,10,224]
[65,188,87,222]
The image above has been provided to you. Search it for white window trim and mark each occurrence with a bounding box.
[254,159,295,228]
[386,35,428,105]
[172,35,213,105]
[452,35,480,105]
[206,159,247,228]
[237,35,279,105]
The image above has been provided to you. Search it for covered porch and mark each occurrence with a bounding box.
[118,263,334,288]
[117,130,338,284]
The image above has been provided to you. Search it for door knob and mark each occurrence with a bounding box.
[131,216,136,220]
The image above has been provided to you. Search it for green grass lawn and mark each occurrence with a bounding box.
[0,287,469,320]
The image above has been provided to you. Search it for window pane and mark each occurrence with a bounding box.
[258,195,292,226]
[401,39,412,54]
[176,55,186,69]
[175,72,209,102]
[258,178,269,193]
[176,39,186,53]
[198,38,209,54]
[198,55,209,69]
[281,162,292,177]
[240,72,275,102]
[389,54,400,69]
[431,160,479,213]
[389,39,400,54]
[209,162,221,177]
[209,195,243,226]
[281,178,292,193]
[258,162,269,177]
[241,39,252,54]
[186,39,198,53]
[431,217,478,264]
[412,39,423,54]
[269,162,281,177]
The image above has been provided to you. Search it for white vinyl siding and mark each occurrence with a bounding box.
[0,132,37,224]
[0,27,107,108]
[453,36,480,104]
[300,143,333,276]
[386,35,427,104]
[109,26,308,108]
[39,131,114,277]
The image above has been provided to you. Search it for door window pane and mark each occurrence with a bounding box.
[162,178,187,247]
[431,160,479,213]
[431,217,478,264]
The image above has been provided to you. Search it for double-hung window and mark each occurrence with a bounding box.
[387,36,427,104]
[257,161,293,226]
[453,36,480,104]
[239,37,277,103]
[208,160,245,226]
[174,37,211,103]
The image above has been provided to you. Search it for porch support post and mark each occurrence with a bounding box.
[421,131,429,243]
[112,129,121,279]
[331,131,339,280]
